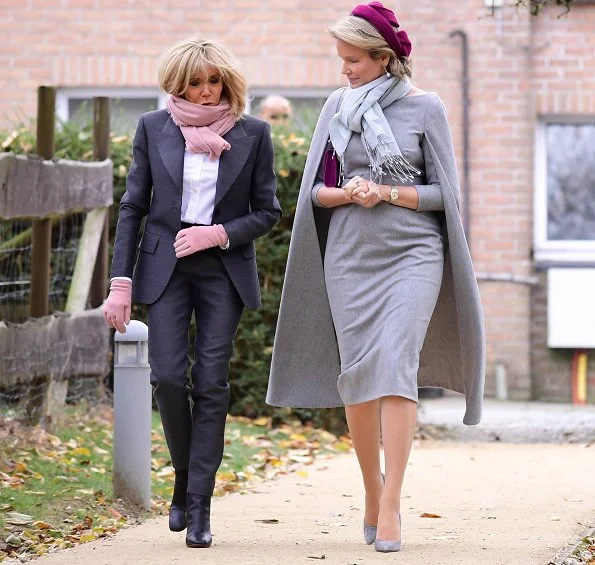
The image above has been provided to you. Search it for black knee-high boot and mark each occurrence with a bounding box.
[169,470,188,532]
[185,493,212,548]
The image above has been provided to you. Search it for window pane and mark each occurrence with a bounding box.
[68,98,159,134]
[251,96,327,130]
[546,123,595,241]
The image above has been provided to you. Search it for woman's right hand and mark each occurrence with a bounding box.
[102,279,132,333]
[343,176,368,201]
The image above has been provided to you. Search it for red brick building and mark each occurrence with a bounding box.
[2,0,595,403]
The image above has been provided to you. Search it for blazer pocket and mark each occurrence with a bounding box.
[139,231,159,254]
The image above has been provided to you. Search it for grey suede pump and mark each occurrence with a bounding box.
[363,473,384,545]
[373,513,402,553]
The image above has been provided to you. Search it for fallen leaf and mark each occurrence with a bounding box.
[307,556,326,560]
[254,519,279,524]
[5,533,23,547]
[108,508,123,520]
[5,511,34,525]
[420,512,443,519]
[252,417,270,427]
[32,521,53,530]
[72,516,93,532]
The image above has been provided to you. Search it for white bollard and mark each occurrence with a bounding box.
[113,320,152,510]
[495,362,508,401]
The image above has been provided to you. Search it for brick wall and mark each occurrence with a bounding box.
[3,0,595,402]
[529,5,595,402]
[2,0,358,122]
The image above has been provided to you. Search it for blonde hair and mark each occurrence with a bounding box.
[329,16,412,79]
[158,37,247,119]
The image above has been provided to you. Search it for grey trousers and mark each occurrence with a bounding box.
[147,249,244,496]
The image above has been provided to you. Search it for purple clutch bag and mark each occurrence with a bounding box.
[323,140,341,188]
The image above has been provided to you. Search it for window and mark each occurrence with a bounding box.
[56,88,166,134]
[57,87,335,134]
[534,118,595,264]
[247,88,334,130]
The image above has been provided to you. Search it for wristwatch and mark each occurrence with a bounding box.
[389,185,399,203]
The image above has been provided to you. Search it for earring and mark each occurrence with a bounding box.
[385,67,391,77]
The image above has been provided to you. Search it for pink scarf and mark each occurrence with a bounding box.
[166,94,236,158]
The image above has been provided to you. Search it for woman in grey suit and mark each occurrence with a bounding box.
[267,1,484,554]
[103,36,281,548]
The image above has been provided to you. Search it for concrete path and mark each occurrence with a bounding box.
[32,438,595,564]
[418,395,595,443]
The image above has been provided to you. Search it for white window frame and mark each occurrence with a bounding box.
[533,115,595,264]
[246,87,335,114]
[57,87,335,121]
[56,87,166,123]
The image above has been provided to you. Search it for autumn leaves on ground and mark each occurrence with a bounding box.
[0,406,352,562]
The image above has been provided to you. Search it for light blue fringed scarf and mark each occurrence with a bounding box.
[328,74,421,183]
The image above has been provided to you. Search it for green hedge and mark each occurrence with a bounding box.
[0,119,347,434]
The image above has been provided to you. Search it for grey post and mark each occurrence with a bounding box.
[113,320,152,509]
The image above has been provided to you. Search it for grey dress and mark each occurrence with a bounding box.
[312,93,446,405]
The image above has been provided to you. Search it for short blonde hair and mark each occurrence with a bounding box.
[329,16,412,79]
[158,37,247,119]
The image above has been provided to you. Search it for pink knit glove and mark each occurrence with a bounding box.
[102,279,132,334]
[174,224,228,258]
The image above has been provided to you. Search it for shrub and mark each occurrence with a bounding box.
[229,125,346,434]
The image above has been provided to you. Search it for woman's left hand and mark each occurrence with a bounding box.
[353,180,382,208]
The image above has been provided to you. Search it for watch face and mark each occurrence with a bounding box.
[390,187,399,200]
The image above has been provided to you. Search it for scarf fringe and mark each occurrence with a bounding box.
[364,138,422,183]
[380,155,423,183]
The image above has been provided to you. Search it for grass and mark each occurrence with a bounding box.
[0,404,350,561]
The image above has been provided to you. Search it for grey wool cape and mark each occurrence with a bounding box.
[266,87,485,425]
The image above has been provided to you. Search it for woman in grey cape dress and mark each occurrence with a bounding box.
[267,0,485,554]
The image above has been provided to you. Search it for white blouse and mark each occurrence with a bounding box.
[181,150,220,225]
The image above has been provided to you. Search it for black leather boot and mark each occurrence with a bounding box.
[185,493,212,548]
[169,470,188,532]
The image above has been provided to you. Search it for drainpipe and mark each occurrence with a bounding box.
[449,29,471,250]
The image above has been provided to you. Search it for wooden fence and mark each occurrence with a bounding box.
[0,87,114,428]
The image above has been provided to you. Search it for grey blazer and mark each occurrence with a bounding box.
[110,109,281,309]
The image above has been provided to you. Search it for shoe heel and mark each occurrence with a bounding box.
[363,473,385,545]
[363,521,377,545]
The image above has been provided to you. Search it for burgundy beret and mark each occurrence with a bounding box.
[351,1,412,58]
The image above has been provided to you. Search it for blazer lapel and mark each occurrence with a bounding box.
[215,121,255,205]
[157,117,185,192]
[156,117,255,201]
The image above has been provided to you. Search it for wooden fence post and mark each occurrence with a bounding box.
[30,86,55,318]
[28,86,55,426]
[89,97,111,308]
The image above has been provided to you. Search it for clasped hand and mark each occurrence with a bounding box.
[174,224,228,258]
[343,176,382,208]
